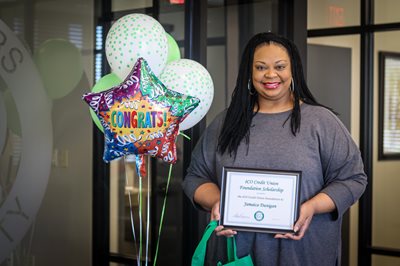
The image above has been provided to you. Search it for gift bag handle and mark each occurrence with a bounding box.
[192,221,254,266]
[191,220,218,266]
[226,236,238,261]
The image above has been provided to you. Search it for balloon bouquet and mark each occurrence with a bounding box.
[82,14,214,266]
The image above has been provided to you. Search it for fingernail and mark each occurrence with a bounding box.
[294,226,299,232]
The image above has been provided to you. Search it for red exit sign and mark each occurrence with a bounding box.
[329,5,345,26]
[170,0,184,4]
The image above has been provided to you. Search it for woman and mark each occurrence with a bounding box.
[182,32,367,265]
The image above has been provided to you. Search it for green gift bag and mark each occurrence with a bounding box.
[192,220,254,266]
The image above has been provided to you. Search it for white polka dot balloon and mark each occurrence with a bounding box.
[159,59,214,130]
[105,14,168,79]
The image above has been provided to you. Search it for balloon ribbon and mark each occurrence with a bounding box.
[153,163,173,266]
[124,156,140,266]
[135,155,145,265]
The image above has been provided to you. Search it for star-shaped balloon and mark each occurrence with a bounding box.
[82,58,200,163]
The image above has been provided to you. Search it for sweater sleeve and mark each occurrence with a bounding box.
[319,112,368,219]
[182,113,224,210]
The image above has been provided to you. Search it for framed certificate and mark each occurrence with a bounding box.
[219,167,301,234]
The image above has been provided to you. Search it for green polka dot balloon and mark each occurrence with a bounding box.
[105,14,168,79]
[159,59,214,130]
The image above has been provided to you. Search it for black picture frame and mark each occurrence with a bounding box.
[378,51,400,160]
[219,167,301,234]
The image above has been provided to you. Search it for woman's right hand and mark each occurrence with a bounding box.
[211,201,237,237]
[193,183,237,236]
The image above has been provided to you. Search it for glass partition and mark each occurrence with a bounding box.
[0,0,95,265]
[374,0,400,25]
[373,30,400,250]
[206,0,279,124]
[372,255,400,266]
[307,35,360,266]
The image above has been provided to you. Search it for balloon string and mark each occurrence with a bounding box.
[135,155,145,266]
[123,156,140,266]
[178,131,191,140]
[145,159,150,266]
[139,175,143,265]
[153,163,173,266]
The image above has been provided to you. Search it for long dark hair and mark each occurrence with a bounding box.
[217,32,326,157]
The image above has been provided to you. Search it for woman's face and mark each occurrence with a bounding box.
[252,43,293,110]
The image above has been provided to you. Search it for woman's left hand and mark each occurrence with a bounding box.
[274,192,335,240]
[274,200,315,240]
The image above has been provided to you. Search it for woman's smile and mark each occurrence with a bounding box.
[262,81,280,89]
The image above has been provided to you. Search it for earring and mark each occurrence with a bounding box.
[248,79,255,95]
[290,78,295,92]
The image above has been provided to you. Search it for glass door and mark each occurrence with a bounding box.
[93,1,286,265]
[104,1,187,265]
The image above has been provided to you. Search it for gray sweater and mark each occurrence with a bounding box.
[182,103,367,266]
